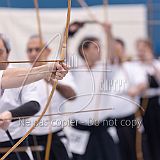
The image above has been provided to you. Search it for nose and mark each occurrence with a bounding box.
[31,50,39,57]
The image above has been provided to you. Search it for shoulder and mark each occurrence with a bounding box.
[122,61,147,83]
[153,59,160,68]
[123,61,145,72]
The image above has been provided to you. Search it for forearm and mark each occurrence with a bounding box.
[0,101,40,130]
[9,101,40,121]
[104,26,115,62]
[1,65,49,89]
[56,83,76,100]
[128,83,147,97]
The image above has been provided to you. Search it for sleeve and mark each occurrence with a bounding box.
[126,62,147,86]
[9,101,40,121]
[20,82,41,105]
[133,66,147,85]
[153,60,160,70]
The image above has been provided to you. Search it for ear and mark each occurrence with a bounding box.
[6,51,10,58]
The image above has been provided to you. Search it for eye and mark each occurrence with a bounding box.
[35,48,41,52]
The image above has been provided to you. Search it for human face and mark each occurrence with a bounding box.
[83,41,101,67]
[114,41,125,58]
[136,41,153,61]
[27,37,50,64]
[0,39,9,70]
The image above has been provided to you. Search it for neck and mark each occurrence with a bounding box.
[0,63,8,70]
[86,61,96,68]
[141,55,153,64]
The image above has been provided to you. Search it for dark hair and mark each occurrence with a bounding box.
[0,33,11,53]
[78,37,99,59]
[115,38,125,48]
[71,21,84,26]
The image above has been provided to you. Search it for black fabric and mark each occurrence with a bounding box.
[147,74,159,88]
[68,22,84,37]
[10,101,40,121]
[142,97,160,160]
[72,121,121,160]
[28,130,71,160]
[0,138,30,160]
[112,115,137,160]
[142,132,152,160]
[141,74,160,160]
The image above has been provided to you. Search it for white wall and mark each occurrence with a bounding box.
[0,4,147,66]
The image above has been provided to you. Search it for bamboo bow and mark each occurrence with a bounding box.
[0,0,72,159]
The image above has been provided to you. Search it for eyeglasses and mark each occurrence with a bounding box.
[27,47,41,53]
[0,48,6,54]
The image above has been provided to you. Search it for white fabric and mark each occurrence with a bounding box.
[30,72,77,135]
[65,127,90,155]
[141,60,160,76]
[66,62,112,124]
[67,61,147,123]
[106,62,147,118]
[0,83,40,142]
[144,88,160,97]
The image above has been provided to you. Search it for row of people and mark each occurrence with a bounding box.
[66,21,160,160]
[0,34,71,160]
[0,20,160,160]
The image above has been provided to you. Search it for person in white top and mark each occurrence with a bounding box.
[65,21,121,160]
[105,37,147,160]
[0,34,68,129]
[26,35,77,160]
[136,39,160,160]
[0,34,42,159]
[0,34,68,94]
[0,34,68,159]
[0,77,41,160]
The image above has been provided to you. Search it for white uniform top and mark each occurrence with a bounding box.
[68,63,112,124]
[69,62,147,124]
[105,62,147,118]
[30,72,76,135]
[0,82,39,142]
[0,70,4,96]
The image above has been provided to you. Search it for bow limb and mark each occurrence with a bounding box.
[94,0,110,120]
[0,1,72,159]
[103,0,108,21]
[77,0,100,23]
[33,1,43,159]
[34,0,43,46]
[34,0,47,67]
[45,1,71,159]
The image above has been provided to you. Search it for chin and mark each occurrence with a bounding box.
[0,64,7,70]
[30,59,36,63]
